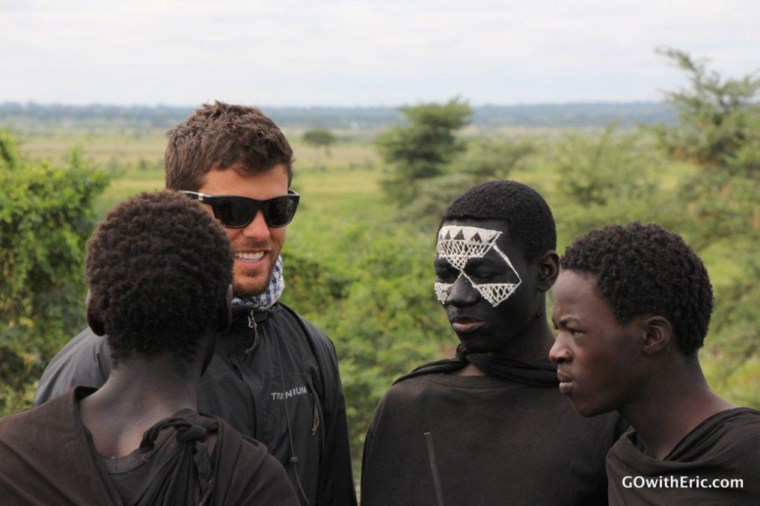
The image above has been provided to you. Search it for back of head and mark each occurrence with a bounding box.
[561,222,713,354]
[164,101,294,191]
[86,191,233,369]
[441,180,557,261]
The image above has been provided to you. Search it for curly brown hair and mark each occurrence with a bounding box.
[164,101,294,191]
[560,222,713,355]
[86,191,233,370]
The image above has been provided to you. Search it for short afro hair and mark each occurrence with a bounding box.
[441,180,557,261]
[561,222,713,355]
[86,191,233,370]
[165,101,294,191]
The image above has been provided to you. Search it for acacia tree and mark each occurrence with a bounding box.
[655,47,760,176]
[377,97,472,204]
[302,128,337,156]
[655,48,760,404]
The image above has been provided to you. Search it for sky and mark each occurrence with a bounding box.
[1,0,758,107]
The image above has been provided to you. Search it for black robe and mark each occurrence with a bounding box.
[0,387,299,505]
[606,407,760,505]
[361,354,625,506]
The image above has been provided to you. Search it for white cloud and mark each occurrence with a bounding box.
[1,0,757,105]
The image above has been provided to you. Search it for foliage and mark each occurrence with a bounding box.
[0,130,109,414]
[654,47,760,176]
[654,48,760,399]
[284,222,451,461]
[395,138,537,231]
[377,97,472,204]
[550,124,688,244]
[302,128,337,156]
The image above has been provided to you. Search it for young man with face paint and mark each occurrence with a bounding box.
[361,180,625,506]
[34,102,357,506]
[550,222,760,505]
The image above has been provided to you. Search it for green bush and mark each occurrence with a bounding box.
[0,130,109,414]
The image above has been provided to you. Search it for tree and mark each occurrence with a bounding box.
[655,47,760,177]
[400,138,537,231]
[0,130,109,413]
[377,97,472,204]
[550,124,683,245]
[302,128,337,156]
[654,48,760,406]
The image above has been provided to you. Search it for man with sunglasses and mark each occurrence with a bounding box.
[35,102,357,506]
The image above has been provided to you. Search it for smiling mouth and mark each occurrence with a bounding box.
[235,251,266,263]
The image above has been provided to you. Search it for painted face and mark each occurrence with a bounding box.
[434,224,522,307]
[197,164,289,298]
[549,270,645,417]
[434,219,541,355]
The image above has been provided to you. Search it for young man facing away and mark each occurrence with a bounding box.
[35,102,357,506]
[361,181,625,506]
[0,191,299,505]
[550,222,760,505]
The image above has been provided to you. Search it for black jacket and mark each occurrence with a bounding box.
[36,303,357,506]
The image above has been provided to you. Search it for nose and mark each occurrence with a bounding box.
[549,333,571,364]
[242,210,272,240]
[446,274,479,307]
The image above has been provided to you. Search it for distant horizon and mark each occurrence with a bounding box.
[1,99,670,109]
[1,101,676,130]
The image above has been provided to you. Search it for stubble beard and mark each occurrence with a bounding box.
[232,261,275,299]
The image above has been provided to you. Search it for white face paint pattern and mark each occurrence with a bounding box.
[434,225,522,307]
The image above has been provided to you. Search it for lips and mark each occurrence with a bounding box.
[557,371,572,394]
[450,317,485,333]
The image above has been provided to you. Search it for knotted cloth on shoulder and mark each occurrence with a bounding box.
[135,413,219,505]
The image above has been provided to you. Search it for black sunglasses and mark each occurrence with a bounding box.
[180,190,300,228]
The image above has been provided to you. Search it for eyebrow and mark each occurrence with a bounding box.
[554,317,581,327]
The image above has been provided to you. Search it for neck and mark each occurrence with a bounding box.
[454,316,555,377]
[80,355,201,458]
[496,311,556,361]
[620,357,735,459]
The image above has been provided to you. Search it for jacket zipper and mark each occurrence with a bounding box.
[244,309,260,353]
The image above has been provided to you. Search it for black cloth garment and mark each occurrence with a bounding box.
[399,344,559,387]
[35,303,357,506]
[606,407,760,505]
[361,353,626,506]
[0,387,299,505]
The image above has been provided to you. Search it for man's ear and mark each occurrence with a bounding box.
[217,284,233,332]
[641,316,674,355]
[86,307,106,336]
[85,290,106,336]
[537,251,560,292]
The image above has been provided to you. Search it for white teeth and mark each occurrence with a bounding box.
[236,252,265,262]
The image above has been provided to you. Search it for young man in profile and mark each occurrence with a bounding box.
[0,191,299,505]
[35,102,356,506]
[361,180,624,506]
[550,222,760,504]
